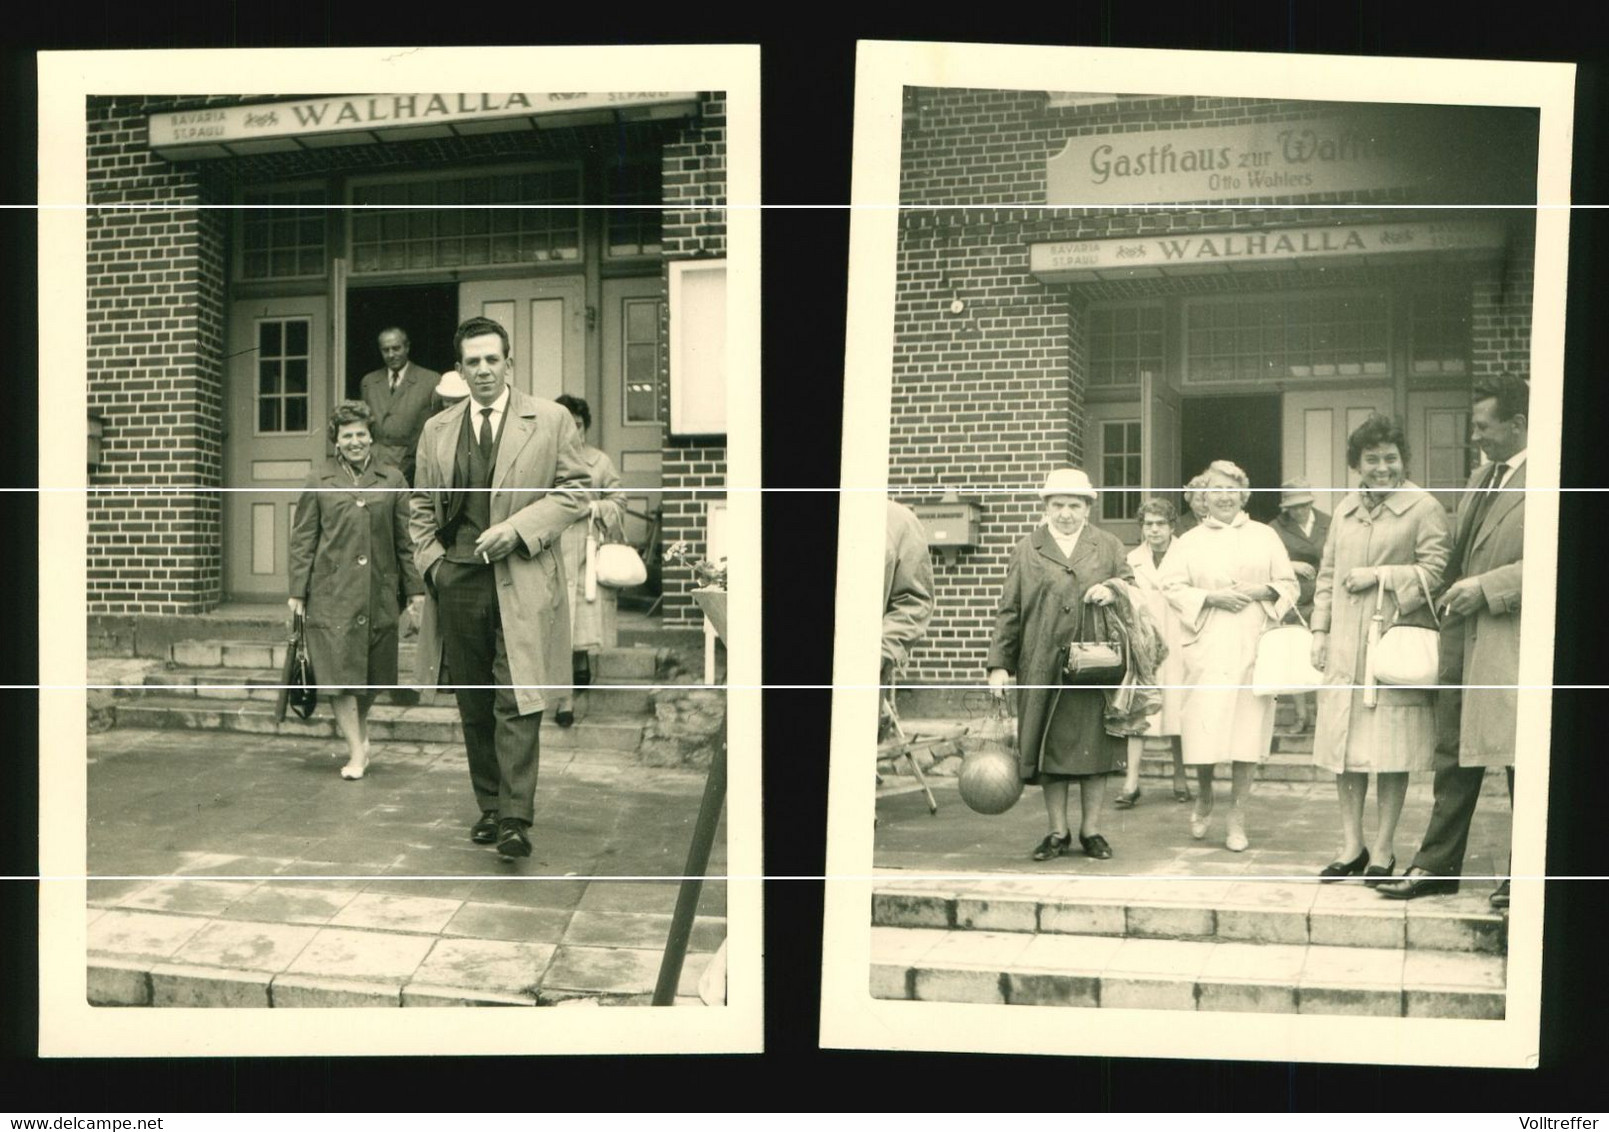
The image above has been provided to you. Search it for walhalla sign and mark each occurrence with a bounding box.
[1028,220,1507,284]
[149,92,697,152]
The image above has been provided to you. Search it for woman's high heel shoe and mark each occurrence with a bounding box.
[1362,856,1397,887]
[1319,847,1370,881]
[340,741,370,780]
[1189,803,1213,840]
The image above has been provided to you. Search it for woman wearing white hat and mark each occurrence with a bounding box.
[987,467,1133,861]
[1159,460,1300,851]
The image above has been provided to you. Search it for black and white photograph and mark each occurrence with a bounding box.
[823,42,1572,1066]
[38,45,762,1055]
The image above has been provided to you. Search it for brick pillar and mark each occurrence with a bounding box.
[659,93,728,627]
[86,97,228,613]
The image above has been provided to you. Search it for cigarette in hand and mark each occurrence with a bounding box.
[481,552,490,565]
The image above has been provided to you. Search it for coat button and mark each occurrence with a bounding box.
[357,555,369,566]
[357,615,367,625]
[355,499,366,508]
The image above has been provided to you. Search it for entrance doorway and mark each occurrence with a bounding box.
[345,283,459,401]
[1180,394,1282,522]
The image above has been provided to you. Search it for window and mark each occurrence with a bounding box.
[622,297,664,425]
[606,161,664,258]
[1421,407,1472,491]
[1184,293,1389,384]
[1088,304,1163,388]
[256,319,311,435]
[1409,288,1471,376]
[348,168,583,273]
[238,187,327,281]
[1100,420,1142,521]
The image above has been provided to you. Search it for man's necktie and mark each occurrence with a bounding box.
[478,407,494,463]
[1459,461,1507,572]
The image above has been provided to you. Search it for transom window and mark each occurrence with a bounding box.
[1088,305,1163,388]
[623,297,665,424]
[348,168,583,273]
[238,187,327,281]
[256,319,311,435]
[1100,420,1142,521]
[1185,293,1390,384]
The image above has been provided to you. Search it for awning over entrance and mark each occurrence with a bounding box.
[149,92,700,160]
[1028,219,1507,285]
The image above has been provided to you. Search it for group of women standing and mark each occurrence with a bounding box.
[988,413,1450,883]
[287,395,626,780]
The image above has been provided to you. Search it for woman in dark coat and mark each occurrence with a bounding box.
[987,467,1134,861]
[288,401,424,779]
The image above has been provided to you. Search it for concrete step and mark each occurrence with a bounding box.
[871,879,1506,954]
[138,669,653,717]
[870,924,1504,1018]
[111,694,646,751]
[168,639,669,683]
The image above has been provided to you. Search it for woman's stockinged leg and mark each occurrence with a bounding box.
[1123,737,1143,797]
[1042,779,1071,836]
[1336,771,1368,860]
[1372,771,1411,866]
[1079,773,1106,838]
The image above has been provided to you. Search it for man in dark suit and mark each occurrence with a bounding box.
[1378,375,1528,908]
[361,327,440,486]
[407,316,590,860]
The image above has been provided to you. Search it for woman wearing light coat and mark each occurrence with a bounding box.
[1159,460,1299,852]
[1310,414,1452,883]
[1115,498,1192,808]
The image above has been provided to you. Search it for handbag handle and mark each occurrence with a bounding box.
[1388,564,1441,629]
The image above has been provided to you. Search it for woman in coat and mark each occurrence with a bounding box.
[1159,460,1299,851]
[1310,414,1451,882]
[550,395,629,727]
[987,467,1133,862]
[1115,498,1192,808]
[288,402,424,779]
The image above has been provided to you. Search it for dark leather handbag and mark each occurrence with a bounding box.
[1062,603,1128,685]
[274,610,318,722]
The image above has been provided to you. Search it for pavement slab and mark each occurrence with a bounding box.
[85,728,726,1007]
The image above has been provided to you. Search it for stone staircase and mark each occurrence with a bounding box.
[105,635,670,755]
[870,876,1506,1018]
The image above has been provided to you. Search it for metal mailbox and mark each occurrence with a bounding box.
[911,499,981,548]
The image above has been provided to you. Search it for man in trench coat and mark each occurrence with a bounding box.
[1379,374,1528,907]
[407,315,590,860]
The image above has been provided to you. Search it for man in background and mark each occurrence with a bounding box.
[361,326,439,486]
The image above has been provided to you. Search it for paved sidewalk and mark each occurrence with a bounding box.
[86,729,726,1007]
[876,770,1511,885]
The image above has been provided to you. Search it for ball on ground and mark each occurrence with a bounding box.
[958,747,1024,815]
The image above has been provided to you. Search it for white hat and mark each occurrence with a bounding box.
[435,368,471,401]
[1039,467,1098,500]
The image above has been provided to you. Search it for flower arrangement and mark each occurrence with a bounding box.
[664,540,727,589]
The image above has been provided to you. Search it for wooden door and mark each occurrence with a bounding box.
[223,296,330,601]
[1281,386,1394,516]
[457,276,585,401]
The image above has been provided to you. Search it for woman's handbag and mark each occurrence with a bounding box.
[1062,603,1128,685]
[274,610,318,722]
[593,512,648,589]
[1252,609,1323,697]
[1371,564,1441,690]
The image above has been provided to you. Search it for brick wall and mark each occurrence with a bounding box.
[87,97,229,613]
[658,93,728,627]
[891,91,1538,684]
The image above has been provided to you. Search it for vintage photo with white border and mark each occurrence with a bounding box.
[823,41,1573,1067]
[39,44,761,1056]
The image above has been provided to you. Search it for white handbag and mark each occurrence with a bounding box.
[1371,564,1440,689]
[1252,610,1323,698]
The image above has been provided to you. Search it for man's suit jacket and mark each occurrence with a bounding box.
[361,363,441,483]
[1441,460,1525,767]
[407,387,591,716]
